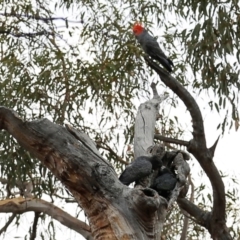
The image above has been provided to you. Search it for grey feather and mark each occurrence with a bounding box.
[135,29,173,72]
[119,155,162,186]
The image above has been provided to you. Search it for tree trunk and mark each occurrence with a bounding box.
[0,89,171,240]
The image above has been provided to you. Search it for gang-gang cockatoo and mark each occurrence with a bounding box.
[132,22,174,72]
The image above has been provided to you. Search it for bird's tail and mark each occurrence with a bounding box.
[156,56,174,72]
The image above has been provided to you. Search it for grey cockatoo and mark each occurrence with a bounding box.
[132,22,173,72]
[119,155,163,186]
[150,168,177,199]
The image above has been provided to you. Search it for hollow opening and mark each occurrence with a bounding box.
[142,188,155,197]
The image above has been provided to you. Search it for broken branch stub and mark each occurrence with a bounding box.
[134,93,168,159]
[168,153,190,209]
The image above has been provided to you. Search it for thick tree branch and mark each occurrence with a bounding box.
[134,86,168,158]
[0,197,93,240]
[145,57,205,147]
[177,198,210,229]
[0,106,124,239]
[145,59,230,239]
[0,106,171,239]
[154,134,189,147]
[132,84,188,238]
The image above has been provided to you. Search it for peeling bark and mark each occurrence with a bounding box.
[134,84,168,158]
[0,104,175,240]
[168,153,190,209]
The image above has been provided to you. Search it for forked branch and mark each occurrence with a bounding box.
[144,59,231,239]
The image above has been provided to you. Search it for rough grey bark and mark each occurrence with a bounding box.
[133,85,168,158]
[0,80,190,240]
[0,97,184,240]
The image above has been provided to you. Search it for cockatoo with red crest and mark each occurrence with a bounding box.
[132,22,173,72]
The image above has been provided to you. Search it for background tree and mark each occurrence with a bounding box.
[0,0,239,239]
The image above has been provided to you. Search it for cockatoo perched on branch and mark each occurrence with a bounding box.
[132,22,174,72]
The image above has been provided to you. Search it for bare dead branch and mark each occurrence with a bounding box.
[180,210,189,240]
[0,197,93,240]
[150,82,159,97]
[154,134,189,147]
[168,153,190,209]
[177,198,210,228]
[188,174,195,203]
[132,90,170,239]
[134,92,168,158]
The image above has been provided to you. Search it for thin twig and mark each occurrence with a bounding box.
[0,213,16,234]
[0,30,53,38]
[0,12,84,23]
[30,212,40,240]
[96,142,128,165]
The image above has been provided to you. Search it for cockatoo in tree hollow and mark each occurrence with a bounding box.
[119,155,162,186]
[132,22,174,72]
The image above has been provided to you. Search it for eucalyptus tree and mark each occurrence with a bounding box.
[0,0,239,239]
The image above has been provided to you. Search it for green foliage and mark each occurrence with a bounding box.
[0,0,239,239]
[172,0,239,131]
